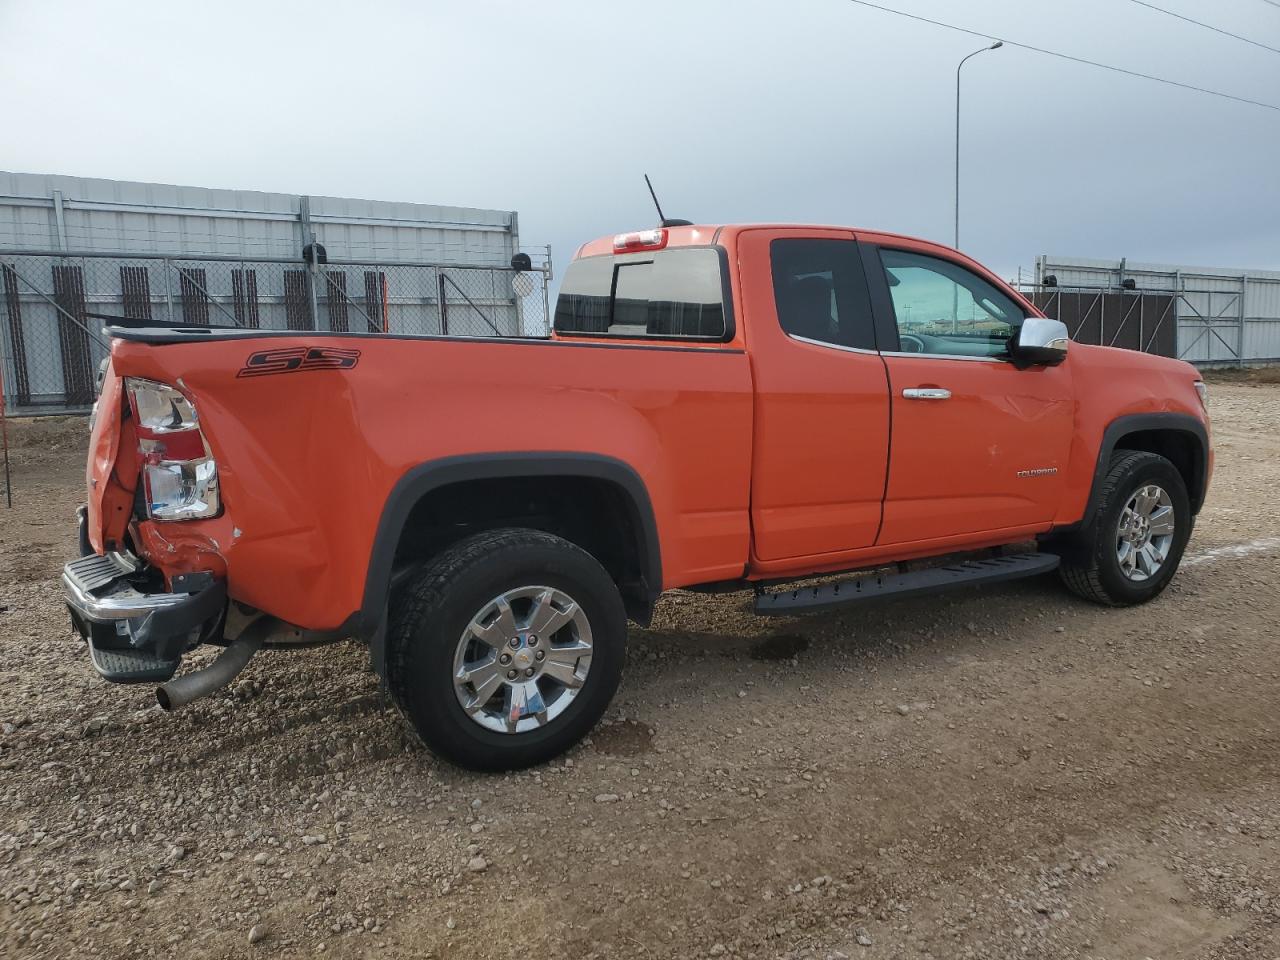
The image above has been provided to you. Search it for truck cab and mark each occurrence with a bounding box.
[557,225,1206,578]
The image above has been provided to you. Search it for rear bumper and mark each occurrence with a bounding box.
[64,515,226,682]
[63,553,199,621]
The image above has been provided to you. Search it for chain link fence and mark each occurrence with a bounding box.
[0,250,551,414]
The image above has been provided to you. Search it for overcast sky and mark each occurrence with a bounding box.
[2,0,1277,281]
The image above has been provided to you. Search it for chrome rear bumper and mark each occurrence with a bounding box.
[62,551,192,621]
[63,537,226,683]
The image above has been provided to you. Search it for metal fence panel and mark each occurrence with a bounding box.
[1244,320,1280,360]
[1034,255,1280,364]
[1023,289,1178,358]
[0,250,549,415]
[1246,276,1280,320]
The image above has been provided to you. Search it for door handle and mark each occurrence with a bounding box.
[902,387,951,400]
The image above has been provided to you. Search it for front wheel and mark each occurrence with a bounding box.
[1056,450,1192,606]
[386,528,626,771]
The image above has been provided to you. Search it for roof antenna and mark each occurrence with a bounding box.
[644,174,693,228]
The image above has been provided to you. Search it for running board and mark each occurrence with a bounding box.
[753,552,1061,616]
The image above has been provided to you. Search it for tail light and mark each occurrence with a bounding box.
[124,378,220,521]
[613,228,668,253]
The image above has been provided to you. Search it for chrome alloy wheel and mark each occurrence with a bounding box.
[1116,484,1176,582]
[452,586,593,734]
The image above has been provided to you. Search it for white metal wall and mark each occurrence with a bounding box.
[0,173,544,414]
[0,171,518,265]
[1035,255,1280,364]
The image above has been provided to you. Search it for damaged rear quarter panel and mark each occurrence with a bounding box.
[85,362,139,554]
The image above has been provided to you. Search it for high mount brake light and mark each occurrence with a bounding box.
[124,378,220,521]
[613,228,668,253]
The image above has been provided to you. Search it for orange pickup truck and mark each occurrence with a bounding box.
[65,223,1211,770]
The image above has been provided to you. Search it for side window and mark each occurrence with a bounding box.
[770,238,876,350]
[553,248,727,339]
[879,249,1025,358]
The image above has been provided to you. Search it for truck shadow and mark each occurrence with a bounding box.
[629,575,1073,666]
[163,576,1076,779]
[160,668,425,776]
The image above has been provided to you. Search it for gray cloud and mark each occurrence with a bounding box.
[2,0,1276,281]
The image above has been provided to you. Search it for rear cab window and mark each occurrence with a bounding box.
[769,238,877,350]
[554,248,732,341]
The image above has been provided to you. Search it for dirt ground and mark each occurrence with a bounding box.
[2,382,1279,960]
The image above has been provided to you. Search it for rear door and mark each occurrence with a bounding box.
[740,228,891,563]
[863,239,1074,545]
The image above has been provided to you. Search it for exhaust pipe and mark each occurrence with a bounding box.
[156,619,270,711]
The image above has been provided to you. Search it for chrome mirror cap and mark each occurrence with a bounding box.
[1014,316,1069,367]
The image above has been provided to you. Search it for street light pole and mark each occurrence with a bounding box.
[954,41,1003,250]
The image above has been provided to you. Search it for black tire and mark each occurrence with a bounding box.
[386,527,625,771]
[1055,450,1192,606]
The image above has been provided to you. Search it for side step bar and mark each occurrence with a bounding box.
[753,552,1061,616]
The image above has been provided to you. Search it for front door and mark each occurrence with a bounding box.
[864,241,1075,545]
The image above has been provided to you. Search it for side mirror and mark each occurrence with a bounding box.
[1013,316,1069,367]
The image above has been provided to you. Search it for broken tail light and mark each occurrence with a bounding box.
[124,378,220,521]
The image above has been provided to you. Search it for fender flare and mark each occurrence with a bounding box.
[359,452,662,674]
[1082,412,1209,523]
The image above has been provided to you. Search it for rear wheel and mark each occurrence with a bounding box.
[386,528,625,771]
[1055,450,1192,606]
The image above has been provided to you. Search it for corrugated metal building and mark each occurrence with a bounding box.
[0,172,547,414]
[1033,255,1280,365]
[0,171,519,264]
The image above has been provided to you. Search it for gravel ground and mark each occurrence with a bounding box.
[2,382,1279,960]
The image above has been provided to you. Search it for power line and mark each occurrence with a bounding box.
[842,0,1280,112]
[1128,0,1280,55]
